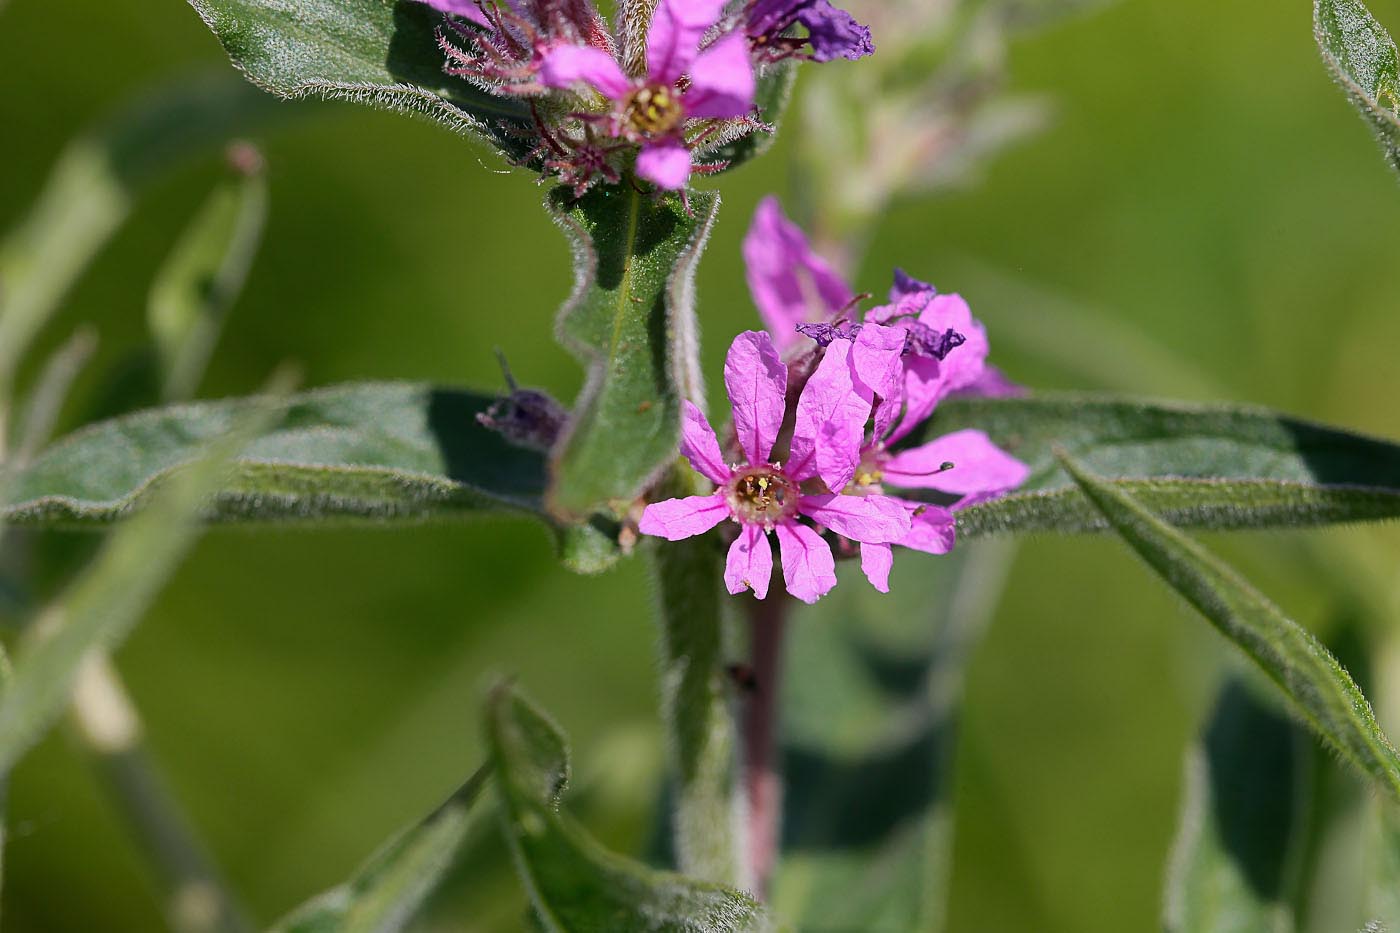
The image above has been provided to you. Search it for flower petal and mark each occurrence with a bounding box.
[538,44,631,99]
[851,323,905,405]
[647,0,726,85]
[890,268,934,301]
[899,503,957,555]
[742,197,853,351]
[724,330,788,465]
[635,141,694,189]
[788,341,868,489]
[725,524,773,599]
[954,365,1025,399]
[888,294,989,443]
[417,0,490,26]
[685,33,755,119]
[800,492,911,544]
[859,543,893,593]
[775,522,838,604]
[882,429,1029,496]
[679,400,731,485]
[638,493,729,541]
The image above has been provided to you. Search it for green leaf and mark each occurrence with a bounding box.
[1058,452,1400,805]
[547,186,720,520]
[486,682,764,933]
[1315,0,1400,176]
[270,765,490,933]
[0,382,617,574]
[1365,801,1400,929]
[919,394,1400,538]
[648,519,741,886]
[1163,679,1309,933]
[0,75,291,401]
[0,373,292,776]
[185,0,532,157]
[148,152,268,403]
[771,540,1016,932]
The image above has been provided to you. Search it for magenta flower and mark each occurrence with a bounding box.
[639,331,912,604]
[743,0,874,63]
[538,0,756,189]
[742,197,1031,590]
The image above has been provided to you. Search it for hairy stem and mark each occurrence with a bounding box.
[68,656,251,933]
[741,592,789,899]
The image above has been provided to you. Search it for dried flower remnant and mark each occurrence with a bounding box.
[639,331,911,603]
[742,0,875,63]
[476,350,568,451]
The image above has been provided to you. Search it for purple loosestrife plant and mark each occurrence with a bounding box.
[742,0,875,63]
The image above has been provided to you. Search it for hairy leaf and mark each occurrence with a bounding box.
[1059,454,1400,804]
[1315,0,1400,176]
[920,394,1400,538]
[270,765,490,933]
[547,186,720,520]
[185,0,532,156]
[0,75,289,396]
[485,682,764,932]
[1163,680,1308,933]
[772,541,1016,932]
[0,382,616,573]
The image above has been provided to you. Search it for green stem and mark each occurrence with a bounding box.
[67,656,252,933]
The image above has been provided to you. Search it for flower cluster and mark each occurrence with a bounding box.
[639,199,1028,603]
[417,0,873,191]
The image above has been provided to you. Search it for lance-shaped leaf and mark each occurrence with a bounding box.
[1315,0,1400,177]
[0,382,617,574]
[915,394,1400,538]
[0,75,290,395]
[485,681,764,932]
[547,186,720,520]
[185,0,533,157]
[270,765,490,933]
[1163,679,1309,933]
[771,540,1016,932]
[1058,452,1400,804]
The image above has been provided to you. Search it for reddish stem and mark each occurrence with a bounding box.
[742,592,789,898]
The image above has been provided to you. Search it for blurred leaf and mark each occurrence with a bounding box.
[149,151,268,403]
[923,394,1400,538]
[0,373,292,776]
[486,682,764,932]
[185,0,533,158]
[1315,0,1400,177]
[772,540,1016,932]
[1,382,617,573]
[1365,802,1400,929]
[648,524,741,886]
[1162,679,1308,933]
[270,765,490,933]
[1058,453,1400,804]
[0,75,290,397]
[547,186,720,521]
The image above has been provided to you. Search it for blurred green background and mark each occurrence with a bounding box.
[4,0,1400,930]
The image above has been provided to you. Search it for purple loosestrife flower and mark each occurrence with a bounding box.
[538,0,756,188]
[743,197,1030,591]
[639,331,911,604]
[743,0,874,63]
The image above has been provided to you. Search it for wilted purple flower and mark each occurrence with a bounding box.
[538,0,756,188]
[743,0,874,63]
[639,331,911,603]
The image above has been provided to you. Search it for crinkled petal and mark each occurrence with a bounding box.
[899,502,957,555]
[725,524,773,599]
[797,0,874,61]
[636,141,694,189]
[890,268,934,301]
[775,522,838,604]
[954,365,1026,399]
[417,0,490,26]
[724,330,788,465]
[883,429,1030,495]
[800,493,911,544]
[788,341,869,489]
[679,400,731,485]
[888,294,989,444]
[638,493,729,541]
[851,323,905,405]
[684,33,756,118]
[538,44,631,99]
[859,542,893,593]
[743,197,853,351]
[647,0,726,85]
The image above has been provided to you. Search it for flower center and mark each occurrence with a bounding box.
[625,84,685,137]
[726,466,800,527]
